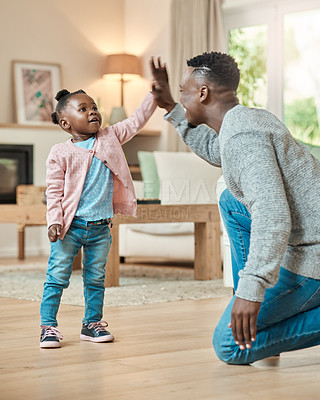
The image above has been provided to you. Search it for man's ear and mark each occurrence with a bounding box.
[199,85,209,103]
[59,118,71,130]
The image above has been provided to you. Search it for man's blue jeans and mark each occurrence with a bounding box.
[40,218,112,327]
[213,188,320,364]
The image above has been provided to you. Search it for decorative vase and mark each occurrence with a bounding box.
[109,106,127,125]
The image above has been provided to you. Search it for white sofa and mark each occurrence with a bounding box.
[119,151,224,267]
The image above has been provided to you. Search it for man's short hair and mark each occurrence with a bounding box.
[187,52,240,91]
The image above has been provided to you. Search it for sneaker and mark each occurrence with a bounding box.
[40,326,63,348]
[80,320,114,343]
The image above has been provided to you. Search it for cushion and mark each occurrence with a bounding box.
[127,222,194,235]
[132,180,144,199]
[154,151,221,205]
[137,151,160,199]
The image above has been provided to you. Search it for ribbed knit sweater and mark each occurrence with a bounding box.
[165,103,320,302]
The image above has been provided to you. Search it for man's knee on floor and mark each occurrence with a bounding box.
[212,323,250,365]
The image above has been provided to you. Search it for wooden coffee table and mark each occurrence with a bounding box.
[106,203,221,287]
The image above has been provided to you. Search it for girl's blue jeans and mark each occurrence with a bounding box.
[213,188,320,364]
[40,218,112,327]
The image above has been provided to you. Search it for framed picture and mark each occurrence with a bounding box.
[12,61,62,126]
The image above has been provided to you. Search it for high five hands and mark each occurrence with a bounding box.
[229,297,261,350]
[149,57,176,113]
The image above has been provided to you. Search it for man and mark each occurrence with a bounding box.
[150,52,320,364]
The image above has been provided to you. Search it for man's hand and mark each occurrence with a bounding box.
[149,57,176,113]
[228,297,261,350]
[48,224,62,242]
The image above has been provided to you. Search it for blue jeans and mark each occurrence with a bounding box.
[40,218,112,327]
[213,188,320,364]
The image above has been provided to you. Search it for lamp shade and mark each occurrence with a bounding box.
[103,53,142,77]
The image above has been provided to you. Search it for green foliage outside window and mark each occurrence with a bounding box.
[284,15,320,146]
[228,28,267,108]
[284,97,320,145]
[229,23,320,145]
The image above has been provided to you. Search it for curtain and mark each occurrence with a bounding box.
[169,0,226,151]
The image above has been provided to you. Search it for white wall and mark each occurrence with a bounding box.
[0,0,125,124]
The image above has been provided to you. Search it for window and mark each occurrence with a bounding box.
[229,24,268,108]
[283,8,320,145]
[224,0,320,145]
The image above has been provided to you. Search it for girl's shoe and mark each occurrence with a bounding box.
[80,320,114,343]
[40,326,63,348]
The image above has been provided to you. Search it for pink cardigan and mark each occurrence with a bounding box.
[46,92,157,239]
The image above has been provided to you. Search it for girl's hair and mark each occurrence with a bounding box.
[51,89,86,124]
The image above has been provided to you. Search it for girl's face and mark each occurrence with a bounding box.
[60,93,102,142]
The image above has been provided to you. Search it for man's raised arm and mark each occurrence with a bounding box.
[150,57,221,167]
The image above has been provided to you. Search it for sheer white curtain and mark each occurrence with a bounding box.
[169,0,226,151]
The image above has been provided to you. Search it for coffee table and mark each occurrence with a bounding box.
[106,203,222,287]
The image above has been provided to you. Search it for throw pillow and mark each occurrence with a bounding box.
[154,151,221,205]
[137,151,160,199]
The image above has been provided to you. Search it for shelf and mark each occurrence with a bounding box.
[137,130,161,137]
[0,123,59,130]
[0,123,161,136]
[129,165,141,174]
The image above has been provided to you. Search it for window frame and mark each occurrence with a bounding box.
[223,0,320,122]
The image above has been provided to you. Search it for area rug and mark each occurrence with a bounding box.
[0,262,232,307]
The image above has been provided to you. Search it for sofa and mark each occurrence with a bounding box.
[119,151,223,264]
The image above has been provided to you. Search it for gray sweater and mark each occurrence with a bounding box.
[165,103,320,302]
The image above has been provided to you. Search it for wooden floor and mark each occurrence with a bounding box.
[1,294,320,400]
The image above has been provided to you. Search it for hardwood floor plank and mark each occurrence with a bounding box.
[1,297,320,400]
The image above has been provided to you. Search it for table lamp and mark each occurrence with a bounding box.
[103,53,142,125]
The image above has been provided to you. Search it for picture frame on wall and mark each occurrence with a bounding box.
[12,61,62,126]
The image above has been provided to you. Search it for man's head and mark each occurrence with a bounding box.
[187,52,240,91]
[179,52,240,129]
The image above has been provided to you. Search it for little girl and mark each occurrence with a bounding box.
[40,88,156,348]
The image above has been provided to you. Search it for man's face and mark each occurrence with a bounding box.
[179,67,204,127]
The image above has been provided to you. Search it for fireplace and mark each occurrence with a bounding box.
[0,144,33,204]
